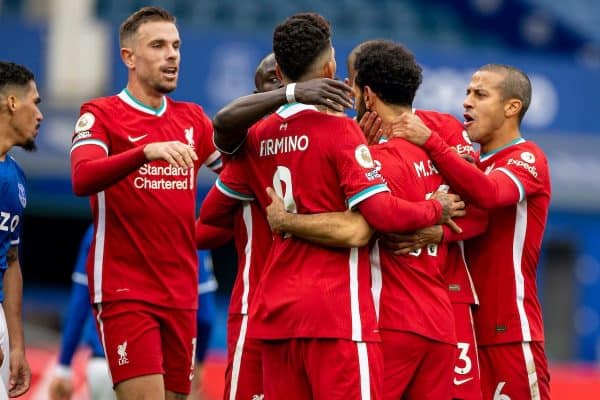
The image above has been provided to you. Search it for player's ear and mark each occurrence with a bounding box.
[275,63,285,83]
[363,86,374,109]
[323,59,335,80]
[504,98,522,119]
[120,47,135,70]
[2,94,18,113]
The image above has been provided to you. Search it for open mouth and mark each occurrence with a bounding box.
[162,66,178,78]
[463,113,474,127]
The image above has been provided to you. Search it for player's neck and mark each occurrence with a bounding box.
[376,104,412,125]
[0,126,13,160]
[481,127,522,154]
[125,82,165,109]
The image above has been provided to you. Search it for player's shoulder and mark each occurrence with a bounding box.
[508,139,548,163]
[167,98,206,114]
[6,155,26,178]
[81,95,120,112]
[415,109,462,129]
[275,103,353,126]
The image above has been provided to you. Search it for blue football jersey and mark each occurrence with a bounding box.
[0,156,27,301]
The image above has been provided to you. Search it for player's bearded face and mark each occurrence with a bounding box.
[355,88,367,122]
[134,21,181,94]
[12,81,42,152]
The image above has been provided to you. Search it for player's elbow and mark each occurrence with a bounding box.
[71,174,91,197]
[346,227,375,247]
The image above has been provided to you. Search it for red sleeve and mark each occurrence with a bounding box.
[199,185,242,228]
[70,103,149,196]
[194,105,223,174]
[70,145,147,196]
[442,203,488,243]
[422,133,520,208]
[357,191,442,233]
[195,220,233,249]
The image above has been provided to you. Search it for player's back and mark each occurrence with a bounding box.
[220,103,387,342]
[466,139,551,345]
[369,138,455,344]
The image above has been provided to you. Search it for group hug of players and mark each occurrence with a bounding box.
[196,13,551,400]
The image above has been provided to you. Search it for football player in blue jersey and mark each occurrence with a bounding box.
[0,61,42,398]
[49,225,218,400]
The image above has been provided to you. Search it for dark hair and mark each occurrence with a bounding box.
[119,6,176,47]
[479,64,531,122]
[354,40,422,107]
[273,13,331,81]
[0,61,34,93]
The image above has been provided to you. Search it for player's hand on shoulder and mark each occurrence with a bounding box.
[143,141,198,169]
[431,192,465,233]
[294,78,353,112]
[390,113,431,146]
[48,376,73,400]
[358,111,391,145]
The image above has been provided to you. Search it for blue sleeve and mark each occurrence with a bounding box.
[57,225,94,367]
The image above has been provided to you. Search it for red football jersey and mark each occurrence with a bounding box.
[416,110,480,305]
[369,138,455,345]
[70,89,221,309]
[229,202,272,316]
[215,103,389,342]
[465,139,551,345]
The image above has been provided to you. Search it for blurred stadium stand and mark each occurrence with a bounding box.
[2,1,600,397]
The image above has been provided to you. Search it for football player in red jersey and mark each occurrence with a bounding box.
[70,7,221,399]
[202,14,464,400]
[393,64,552,400]
[349,41,487,400]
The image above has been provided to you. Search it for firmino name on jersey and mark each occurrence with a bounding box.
[134,164,191,190]
[259,135,309,157]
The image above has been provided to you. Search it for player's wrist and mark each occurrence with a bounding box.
[285,83,296,104]
[54,364,72,379]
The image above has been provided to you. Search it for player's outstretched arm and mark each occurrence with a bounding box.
[265,187,374,247]
[357,191,465,234]
[213,78,353,154]
[390,113,520,208]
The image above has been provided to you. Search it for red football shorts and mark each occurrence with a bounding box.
[478,341,550,400]
[452,303,483,400]
[224,314,263,400]
[380,329,455,400]
[94,300,196,394]
[262,338,383,400]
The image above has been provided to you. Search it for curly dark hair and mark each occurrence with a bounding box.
[273,13,331,81]
[0,61,34,92]
[354,40,422,107]
[119,6,176,47]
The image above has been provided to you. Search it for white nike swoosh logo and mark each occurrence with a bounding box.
[453,377,474,386]
[128,134,148,142]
